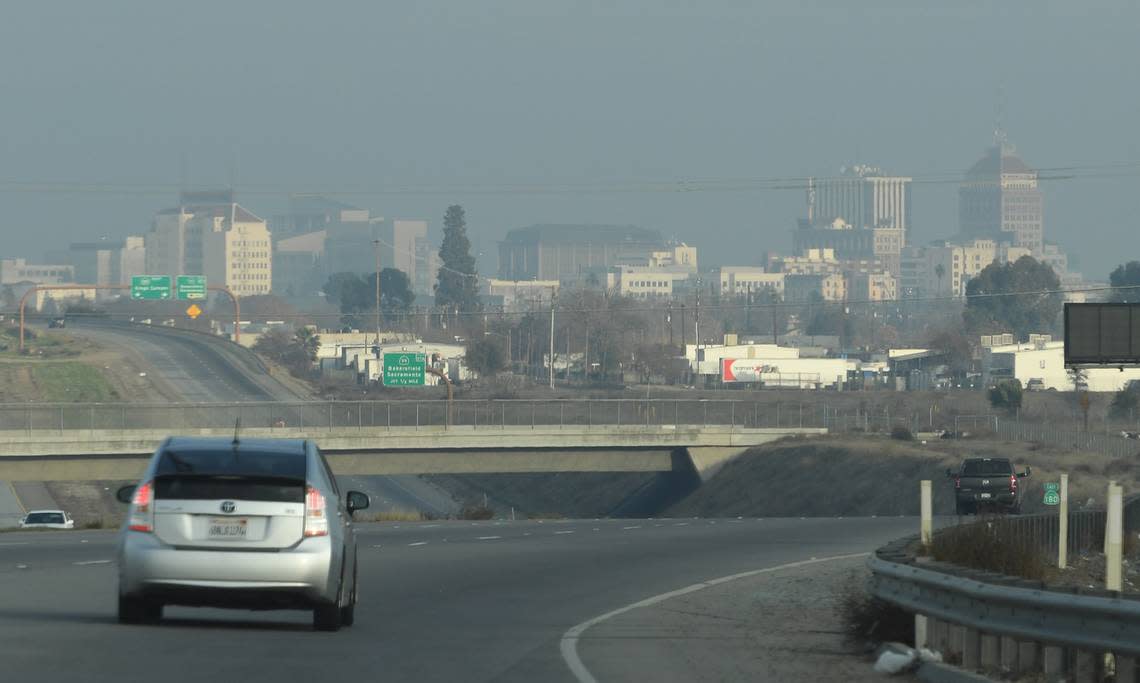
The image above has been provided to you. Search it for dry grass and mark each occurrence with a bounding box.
[836,572,914,648]
[931,518,1051,581]
[358,509,431,522]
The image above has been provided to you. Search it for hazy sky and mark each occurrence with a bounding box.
[2,1,1138,278]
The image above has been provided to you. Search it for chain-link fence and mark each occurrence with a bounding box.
[0,399,834,433]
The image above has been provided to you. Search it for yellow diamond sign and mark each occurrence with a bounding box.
[186,304,202,320]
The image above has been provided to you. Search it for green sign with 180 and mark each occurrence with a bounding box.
[383,353,426,386]
[1044,482,1060,506]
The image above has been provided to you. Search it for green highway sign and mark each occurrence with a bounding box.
[1044,482,1060,493]
[130,275,172,300]
[176,275,207,300]
[1044,482,1060,506]
[383,352,426,386]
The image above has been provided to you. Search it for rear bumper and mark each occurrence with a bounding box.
[118,532,336,608]
[956,491,1018,506]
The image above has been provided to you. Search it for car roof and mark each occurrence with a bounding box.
[25,509,66,515]
[161,437,309,455]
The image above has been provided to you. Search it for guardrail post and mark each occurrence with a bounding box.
[980,633,1000,670]
[914,614,928,649]
[1043,646,1065,678]
[999,636,1018,672]
[961,628,981,671]
[1107,482,1124,591]
[1017,641,1040,674]
[1073,651,1097,683]
[920,480,933,548]
[1059,473,1069,568]
[1116,655,1137,683]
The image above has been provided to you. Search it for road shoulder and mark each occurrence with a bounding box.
[573,554,911,683]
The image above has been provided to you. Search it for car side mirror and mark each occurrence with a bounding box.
[1019,467,1031,478]
[346,490,370,514]
[116,485,137,504]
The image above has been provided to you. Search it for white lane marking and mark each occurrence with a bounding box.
[592,528,600,532]
[372,544,383,548]
[73,559,112,566]
[621,526,641,530]
[0,542,30,547]
[15,564,28,569]
[560,552,870,683]
[554,530,575,535]
[673,522,689,527]
[477,536,502,540]
[408,541,428,547]
[422,524,440,528]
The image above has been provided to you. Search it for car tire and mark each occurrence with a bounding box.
[340,559,357,627]
[314,600,341,632]
[119,595,161,624]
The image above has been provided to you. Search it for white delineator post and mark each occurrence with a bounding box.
[1058,473,1068,569]
[921,480,933,548]
[1106,483,1124,592]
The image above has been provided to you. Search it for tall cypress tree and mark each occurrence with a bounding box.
[435,204,480,311]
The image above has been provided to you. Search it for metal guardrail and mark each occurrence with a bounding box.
[0,399,822,433]
[869,497,1140,675]
[870,539,1140,657]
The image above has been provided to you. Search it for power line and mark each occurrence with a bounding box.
[0,160,1138,197]
[14,283,1138,322]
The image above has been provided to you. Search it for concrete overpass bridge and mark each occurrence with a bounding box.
[0,399,826,482]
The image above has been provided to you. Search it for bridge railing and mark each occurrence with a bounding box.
[0,399,830,433]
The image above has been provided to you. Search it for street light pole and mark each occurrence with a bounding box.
[372,239,382,347]
[549,286,556,390]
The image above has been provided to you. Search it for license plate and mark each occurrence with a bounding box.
[207,517,249,539]
[979,493,992,500]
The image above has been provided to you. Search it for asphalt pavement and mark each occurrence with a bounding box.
[0,515,919,682]
[62,322,458,516]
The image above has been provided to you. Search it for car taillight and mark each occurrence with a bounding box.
[1010,474,1018,492]
[304,485,329,537]
[128,481,154,533]
[954,476,961,490]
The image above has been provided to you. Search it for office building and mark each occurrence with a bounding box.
[498,224,664,281]
[959,136,1044,255]
[0,258,73,285]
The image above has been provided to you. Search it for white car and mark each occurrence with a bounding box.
[20,510,75,529]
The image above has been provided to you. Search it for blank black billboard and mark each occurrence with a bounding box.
[1064,303,1140,366]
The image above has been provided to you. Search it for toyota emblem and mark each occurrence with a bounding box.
[221,501,236,513]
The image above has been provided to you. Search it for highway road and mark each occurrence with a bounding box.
[0,515,918,682]
[68,321,282,403]
[62,322,458,517]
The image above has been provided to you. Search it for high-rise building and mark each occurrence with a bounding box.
[200,205,273,297]
[497,225,664,282]
[958,136,1043,255]
[807,166,912,234]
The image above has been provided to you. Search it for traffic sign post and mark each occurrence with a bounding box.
[176,275,207,300]
[382,353,426,386]
[130,275,172,300]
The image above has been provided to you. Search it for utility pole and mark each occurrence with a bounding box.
[666,306,673,348]
[680,304,686,348]
[745,283,753,333]
[549,286,556,389]
[372,239,382,347]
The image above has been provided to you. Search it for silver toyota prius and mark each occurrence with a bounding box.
[116,436,369,631]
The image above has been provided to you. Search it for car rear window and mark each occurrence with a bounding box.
[25,512,64,524]
[154,448,307,502]
[962,459,1013,476]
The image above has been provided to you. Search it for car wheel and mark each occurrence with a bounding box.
[119,595,161,624]
[314,600,341,632]
[340,559,357,627]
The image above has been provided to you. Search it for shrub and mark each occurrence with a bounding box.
[890,426,914,441]
[836,573,914,648]
[458,504,494,520]
[988,379,1023,414]
[1109,386,1140,421]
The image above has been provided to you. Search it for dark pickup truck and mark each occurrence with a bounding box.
[946,457,1031,515]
